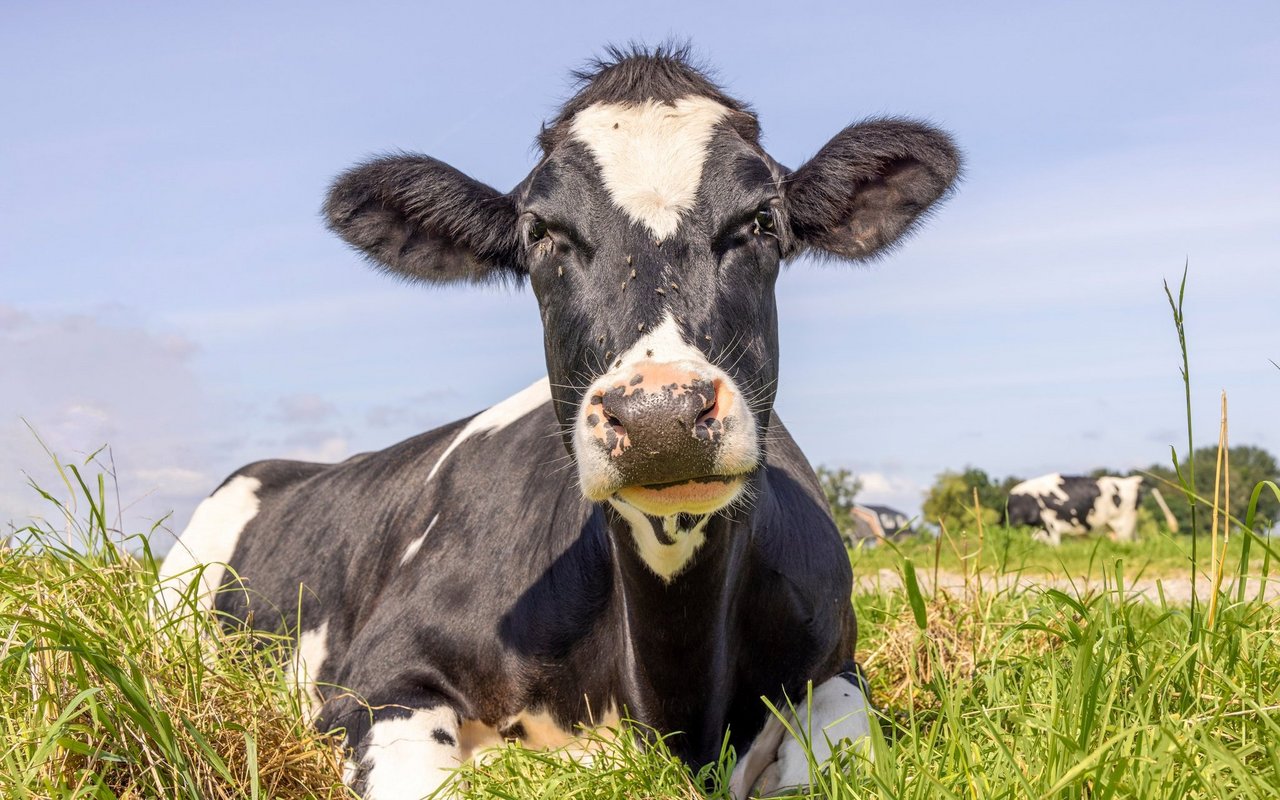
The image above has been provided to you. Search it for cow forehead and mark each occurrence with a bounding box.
[569,96,731,241]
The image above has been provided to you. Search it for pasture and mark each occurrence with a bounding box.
[4,455,1279,799]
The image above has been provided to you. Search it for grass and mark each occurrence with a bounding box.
[848,519,1267,582]
[0,458,348,799]
[4,457,1279,799]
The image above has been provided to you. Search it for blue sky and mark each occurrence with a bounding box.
[3,2,1277,541]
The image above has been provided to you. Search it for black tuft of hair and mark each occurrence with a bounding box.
[538,41,757,154]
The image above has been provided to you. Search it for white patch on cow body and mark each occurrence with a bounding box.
[1009,472,1068,502]
[362,706,461,800]
[570,96,730,240]
[575,313,759,502]
[1095,475,1143,542]
[399,513,441,566]
[731,675,873,797]
[610,498,710,582]
[289,620,329,718]
[426,377,550,482]
[157,475,262,612]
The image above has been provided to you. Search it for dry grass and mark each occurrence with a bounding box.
[856,577,1062,711]
[0,466,349,799]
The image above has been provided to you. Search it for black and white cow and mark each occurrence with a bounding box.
[1006,473,1144,546]
[160,46,959,799]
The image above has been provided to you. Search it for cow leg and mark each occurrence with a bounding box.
[1031,527,1062,546]
[729,671,873,798]
[1109,511,1138,543]
[332,697,465,800]
[1032,515,1067,547]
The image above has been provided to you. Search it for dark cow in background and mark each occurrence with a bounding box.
[1006,473,1144,546]
[160,46,959,799]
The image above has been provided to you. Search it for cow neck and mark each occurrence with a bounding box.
[603,477,766,757]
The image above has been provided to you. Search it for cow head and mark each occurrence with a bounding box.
[325,47,959,519]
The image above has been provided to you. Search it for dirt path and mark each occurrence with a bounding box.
[856,568,1280,604]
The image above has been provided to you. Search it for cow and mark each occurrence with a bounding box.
[1006,473,1144,546]
[159,45,960,799]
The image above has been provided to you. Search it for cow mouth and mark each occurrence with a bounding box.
[614,474,747,516]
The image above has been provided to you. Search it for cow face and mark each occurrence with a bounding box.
[324,51,959,517]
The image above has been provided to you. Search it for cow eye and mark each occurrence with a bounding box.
[752,207,776,235]
[526,218,549,246]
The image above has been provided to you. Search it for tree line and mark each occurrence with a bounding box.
[819,445,1278,537]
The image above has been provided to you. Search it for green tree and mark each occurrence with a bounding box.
[1140,444,1279,533]
[922,467,1012,534]
[815,466,863,536]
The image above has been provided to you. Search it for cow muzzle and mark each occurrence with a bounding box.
[575,359,759,516]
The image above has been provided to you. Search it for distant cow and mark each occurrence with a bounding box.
[846,504,913,544]
[1006,473,1144,545]
[160,46,959,799]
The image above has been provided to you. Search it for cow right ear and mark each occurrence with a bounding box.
[784,119,960,261]
[324,154,523,285]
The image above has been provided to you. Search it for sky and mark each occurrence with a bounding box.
[2,2,1277,547]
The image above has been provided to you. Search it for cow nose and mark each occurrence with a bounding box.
[584,364,736,487]
[599,377,718,441]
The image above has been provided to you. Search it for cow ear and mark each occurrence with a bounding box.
[324,154,522,284]
[784,119,961,261]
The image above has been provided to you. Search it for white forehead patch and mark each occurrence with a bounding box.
[570,96,730,240]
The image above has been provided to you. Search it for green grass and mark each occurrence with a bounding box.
[0,459,348,799]
[847,520,1267,582]
[4,456,1279,799]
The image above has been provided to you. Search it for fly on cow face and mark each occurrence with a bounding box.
[324,50,960,518]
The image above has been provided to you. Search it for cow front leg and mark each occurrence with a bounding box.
[729,671,873,798]
[331,698,465,800]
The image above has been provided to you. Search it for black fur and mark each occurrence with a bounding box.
[324,154,521,284]
[786,118,962,260]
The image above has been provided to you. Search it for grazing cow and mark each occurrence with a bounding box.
[160,46,959,799]
[847,504,914,544]
[1006,473,1144,546]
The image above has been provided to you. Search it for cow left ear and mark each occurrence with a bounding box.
[324,154,523,285]
[784,119,961,261]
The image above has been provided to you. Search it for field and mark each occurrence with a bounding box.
[4,455,1279,800]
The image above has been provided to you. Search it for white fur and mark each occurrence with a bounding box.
[574,313,759,502]
[1095,475,1143,542]
[157,475,262,612]
[570,96,730,240]
[399,513,441,566]
[291,620,329,718]
[1009,472,1069,502]
[362,707,461,800]
[610,498,710,582]
[427,377,551,482]
[730,675,873,798]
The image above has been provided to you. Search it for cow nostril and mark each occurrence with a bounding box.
[605,414,625,433]
[694,380,720,427]
[695,400,718,427]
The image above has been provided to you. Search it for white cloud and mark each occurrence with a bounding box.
[0,305,230,539]
[279,437,350,460]
[270,393,337,424]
